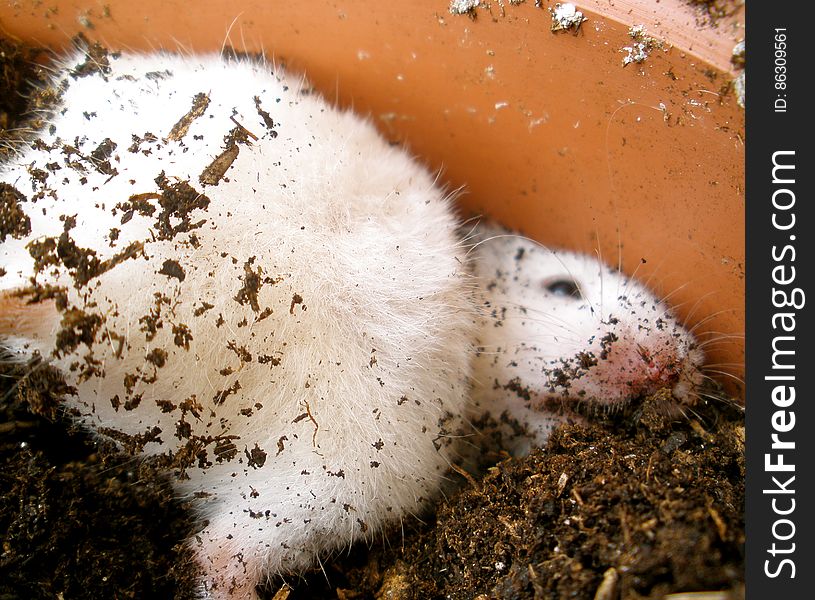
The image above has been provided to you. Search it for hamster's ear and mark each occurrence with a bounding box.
[0,292,59,341]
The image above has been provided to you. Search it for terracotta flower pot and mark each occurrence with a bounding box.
[0,0,745,397]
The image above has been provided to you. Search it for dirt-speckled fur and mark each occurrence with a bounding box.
[0,50,704,598]
[0,51,476,598]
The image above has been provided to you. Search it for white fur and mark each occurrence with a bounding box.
[470,224,704,455]
[1,51,476,598]
[0,51,705,598]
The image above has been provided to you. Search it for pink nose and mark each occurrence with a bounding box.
[644,357,680,386]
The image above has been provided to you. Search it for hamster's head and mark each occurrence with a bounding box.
[475,233,706,416]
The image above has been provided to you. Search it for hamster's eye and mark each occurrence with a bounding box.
[545,278,582,299]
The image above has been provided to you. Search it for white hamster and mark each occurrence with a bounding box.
[469,224,704,456]
[0,48,704,598]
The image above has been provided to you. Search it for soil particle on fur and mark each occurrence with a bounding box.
[290,292,304,314]
[159,258,186,282]
[27,229,144,288]
[115,191,160,223]
[54,307,104,356]
[88,137,119,176]
[254,96,279,136]
[199,118,258,186]
[234,257,264,312]
[145,347,169,369]
[200,143,240,186]
[168,92,211,141]
[153,172,211,240]
[172,323,193,350]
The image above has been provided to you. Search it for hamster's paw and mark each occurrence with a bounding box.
[192,537,262,600]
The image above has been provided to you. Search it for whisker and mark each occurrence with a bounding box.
[220,13,245,57]
[695,339,744,351]
[658,281,691,306]
[687,308,738,335]
[704,368,745,386]
[702,364,745,378]
[595,248,605,322]
[695,332,745,345]
[681,404,703,421]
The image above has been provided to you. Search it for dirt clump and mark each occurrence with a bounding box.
[277,393,745,600]
[0,356,199,600]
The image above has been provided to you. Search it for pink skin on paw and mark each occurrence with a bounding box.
[193,528,262,600]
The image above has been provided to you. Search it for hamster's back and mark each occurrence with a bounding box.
[0,50,476,595]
